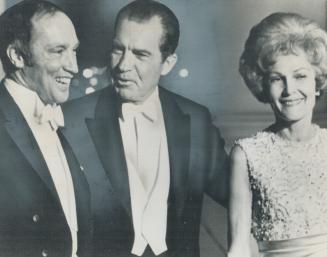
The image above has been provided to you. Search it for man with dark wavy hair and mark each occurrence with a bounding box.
[0,1,91,256]
[64,1,229,256]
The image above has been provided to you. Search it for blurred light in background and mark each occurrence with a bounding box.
[179,68,189,78]
[83,68,93,79]
[85,87,95,95]
[89,77,98,87]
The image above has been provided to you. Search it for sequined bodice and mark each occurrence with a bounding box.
[235,125,327,241]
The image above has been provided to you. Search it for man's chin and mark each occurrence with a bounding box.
[116,87,132,98]
[116,90,140,103]
[53,92,69,104]
[117,93,134,103]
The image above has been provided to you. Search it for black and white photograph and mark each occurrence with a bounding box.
[0,0,326,257]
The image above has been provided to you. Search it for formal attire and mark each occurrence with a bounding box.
[63,86,229,257]
[0,79,92,257]
[234,125,327,257]
[119,89,170,255]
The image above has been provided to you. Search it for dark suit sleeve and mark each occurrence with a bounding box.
[205,122,230,208]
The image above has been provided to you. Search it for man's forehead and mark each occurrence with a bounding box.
[31,11,74,34]
[29,11,78,48]
[31,10,60,26]
[116,15,163,33]
[114,17,163,49]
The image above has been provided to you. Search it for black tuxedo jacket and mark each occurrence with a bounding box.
[63,86,229,257]
[0,83,92,257]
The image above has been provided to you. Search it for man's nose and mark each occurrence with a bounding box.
[117,52,132,72]
[63,51,78,74]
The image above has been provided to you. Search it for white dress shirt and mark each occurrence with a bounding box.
[119,88,170,256]
[4,78,78,257]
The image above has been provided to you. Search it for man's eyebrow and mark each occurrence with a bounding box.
[133,48,151,56]
[45,41,80,50]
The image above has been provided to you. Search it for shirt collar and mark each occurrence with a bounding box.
[4,78,41,119]
[120,87,160,122]
[4,78,60,125]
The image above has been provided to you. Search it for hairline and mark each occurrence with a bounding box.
[115,14,167,61]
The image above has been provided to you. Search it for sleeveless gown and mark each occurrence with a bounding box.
[234,125,327,257]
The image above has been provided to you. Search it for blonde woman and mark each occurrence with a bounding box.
[228,12,327,257]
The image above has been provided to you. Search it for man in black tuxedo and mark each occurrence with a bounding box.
[64,1,228,256]
[0,1,91,256]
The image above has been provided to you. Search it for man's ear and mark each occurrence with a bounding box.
[6,44,25,69]
[161,53,177,76]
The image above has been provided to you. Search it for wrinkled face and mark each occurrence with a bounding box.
[267,52,316,123]
[110,16,167,104]
[21,11,79,104]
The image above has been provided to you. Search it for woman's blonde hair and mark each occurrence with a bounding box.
[239,12,327,102]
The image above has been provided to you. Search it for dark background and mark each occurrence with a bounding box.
[2,1,327,256]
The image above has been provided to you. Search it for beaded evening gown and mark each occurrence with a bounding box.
[234,124,327,257]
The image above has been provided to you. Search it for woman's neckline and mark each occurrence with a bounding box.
[265,123,320,144]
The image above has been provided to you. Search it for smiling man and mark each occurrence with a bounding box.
[64,1,229,257]
[0,1,91,257]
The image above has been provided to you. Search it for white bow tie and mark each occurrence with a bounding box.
[34,100,64,131]
[121,102,158,122]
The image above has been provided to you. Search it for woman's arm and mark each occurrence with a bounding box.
[227,145,252,257]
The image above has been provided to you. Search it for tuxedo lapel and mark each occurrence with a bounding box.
[0,84,59,202]
[86,88,132,217]
[58,129,90,224]
[57,130,92,251]
[159,88,190,218]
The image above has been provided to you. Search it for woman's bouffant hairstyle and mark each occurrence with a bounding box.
[239,12,327,103]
